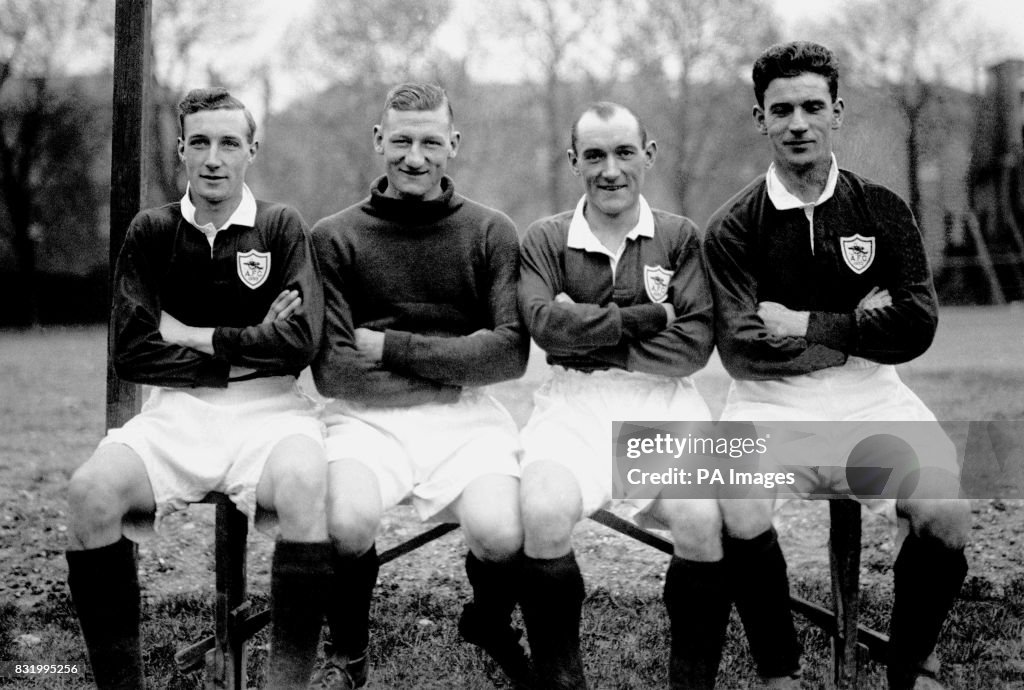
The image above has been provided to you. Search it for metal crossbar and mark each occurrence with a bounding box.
[174,496,884,689]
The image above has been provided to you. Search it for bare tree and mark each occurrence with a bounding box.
[0,0,109,325]
[822,0,970,228]
[299,0,452,87]
[145,0,265,206]
[478,0,618,214]
[616,0,778,215]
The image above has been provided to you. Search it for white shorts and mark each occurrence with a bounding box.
[100,376,324,536]
[521,366,712,526]
[323,389,521,521]
[720,357,960,519]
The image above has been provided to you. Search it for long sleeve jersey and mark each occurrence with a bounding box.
[111,201,323,388]
[519,201,713,376]
[311,176,529,407]
[703,168,938,381]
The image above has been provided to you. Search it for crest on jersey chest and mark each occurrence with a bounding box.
[643,264,672,303]
[839,234,875,275]
[237,249,271,289]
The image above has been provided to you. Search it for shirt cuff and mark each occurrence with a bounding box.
[212,326,241,362]
[200,357,234,387]
[619,303,668,339]
[805,311,855,351]
[382,329,413,371]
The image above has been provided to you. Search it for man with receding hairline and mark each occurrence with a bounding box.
[310,82,531,689]
[516,101,726,689]
[66,87,330,689]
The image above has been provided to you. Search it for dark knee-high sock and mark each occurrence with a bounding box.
[724,528,801,679]
[520,552,588,690]
[324,544,379,658]
[665,557,731,690]
[887,533,968,690]
[268,540,334,688]
[465,550,522,627]
[66,537,145,690]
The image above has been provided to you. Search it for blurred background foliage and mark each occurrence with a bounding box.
[1,0,1021,325]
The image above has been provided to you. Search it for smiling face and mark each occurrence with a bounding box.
[178,108,257,211]
[373,105,460,201]
[569,108,656,223]
[754,72,843,179]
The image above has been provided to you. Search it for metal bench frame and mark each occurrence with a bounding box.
[175,496,884,689]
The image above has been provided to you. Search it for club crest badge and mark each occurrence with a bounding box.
[840,234,875,275]
[643,264,673,303]
[237,249,271,289]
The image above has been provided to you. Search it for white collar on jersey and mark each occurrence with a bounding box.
[180,183,257,232]
[567,194,655,253]
[766,153,839,211]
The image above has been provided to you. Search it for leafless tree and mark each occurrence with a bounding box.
[0,0,109,325]
[615,0,779,214]
[478,0,619,214]
[822,0,977,228]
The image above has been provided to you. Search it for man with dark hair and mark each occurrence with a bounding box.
[704,41,971,689]
[516,101,724,689]
[310,82,530,689]
[66,87,330,689]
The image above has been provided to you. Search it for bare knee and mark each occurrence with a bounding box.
[900,498,971,549]
[68,464,125,533]
[323,461,381,555]
[262,437,327,539]
[520,465,581,558]
[67,446,150,549]
[455,475,523,561]
[465,517,523,562]
[327,500,380,557]
[719,498,775,540]
[658,499,723,561]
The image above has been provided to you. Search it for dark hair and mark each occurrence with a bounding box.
[381,83,453,124]
[752,41,839,107]
[570,101,648,153]
[177,87,257,143]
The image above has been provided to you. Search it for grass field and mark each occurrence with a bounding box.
[1,306,1022,688]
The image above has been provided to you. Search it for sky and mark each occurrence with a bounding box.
[233,0,1024,118]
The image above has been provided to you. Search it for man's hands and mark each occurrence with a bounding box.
[262,289,302,324]
[857,286,891,311]
[758,287,892,338]
[556,291,676,322]
[160,289,300,358]
[757,301,809,338]
[159,311,215,355]
[354,328,385,362]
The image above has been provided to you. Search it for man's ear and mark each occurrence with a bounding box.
[831,97,845,129]
[448,129,461,158]
[567,148,580,176]
[177,137,185,161]
[248,140,259,162]
[372,124,384,154]
[644,139,658,168]
[753,104,767,135]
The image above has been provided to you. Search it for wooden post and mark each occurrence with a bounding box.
[106,0,152,430]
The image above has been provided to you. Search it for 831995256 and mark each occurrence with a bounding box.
[0,662,82,678]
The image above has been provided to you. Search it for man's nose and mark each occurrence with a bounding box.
[405,143,425,167]
[601,157,620,178]
[203,145,222,168]
[789,108,808,131]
